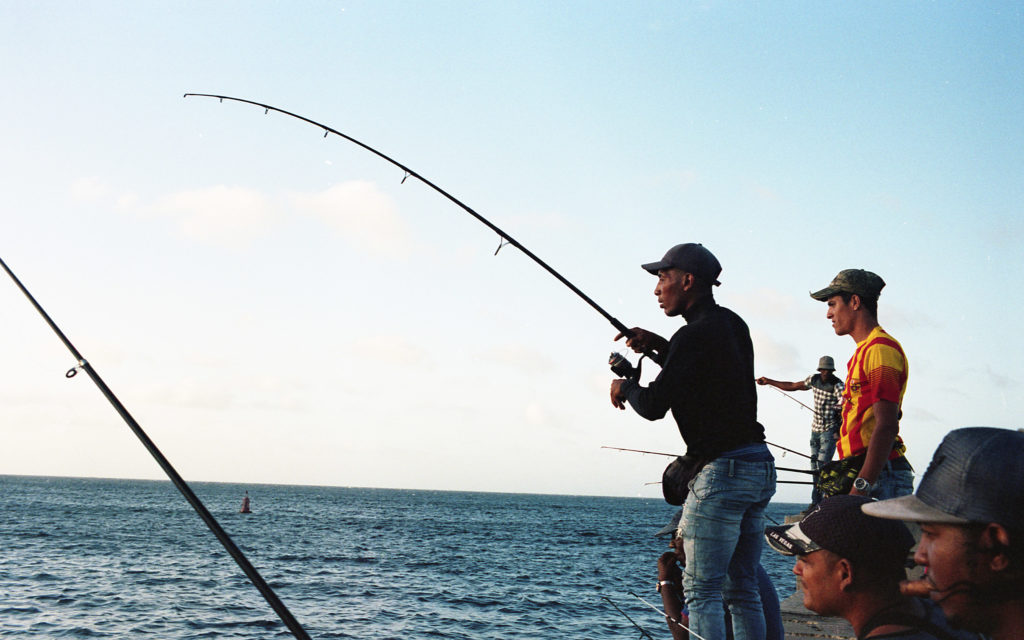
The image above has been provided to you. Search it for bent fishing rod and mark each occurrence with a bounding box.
[184,93,636,343]
[0,256,312,640]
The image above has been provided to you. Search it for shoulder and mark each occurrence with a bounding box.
[710,305,752,336]
[860,327,907,364]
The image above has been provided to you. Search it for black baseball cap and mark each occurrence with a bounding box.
[765,495,914,564]
[641,243,722,286]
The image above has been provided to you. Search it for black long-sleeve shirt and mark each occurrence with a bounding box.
[621,297,765,459]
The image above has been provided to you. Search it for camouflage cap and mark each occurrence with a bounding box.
[809,269,885,302]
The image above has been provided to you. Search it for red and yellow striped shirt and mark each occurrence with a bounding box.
[837,326,908,460]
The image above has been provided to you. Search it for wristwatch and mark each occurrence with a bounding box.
[657,580,677,593]
[853,477,874,492]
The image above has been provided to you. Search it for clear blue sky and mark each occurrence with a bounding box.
[1,2,1020,502]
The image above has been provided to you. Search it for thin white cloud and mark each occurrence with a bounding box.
[84,177,411,254]
[349,334,433,368]
[751,330,801,373]
[479,344,555,372]
[524,401,548,426]
[740,287,799,320]
[290,181,413,259]
[71,177,111,201]
[151,185,276,248]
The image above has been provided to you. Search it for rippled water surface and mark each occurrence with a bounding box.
[0,476,800,638]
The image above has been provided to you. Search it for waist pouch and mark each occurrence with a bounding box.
[662,455,710,506]
[816,453,912,498]
[816,453,865,498]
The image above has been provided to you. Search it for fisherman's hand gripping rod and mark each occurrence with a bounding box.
[184,93,646,357]
[0,256,312,640]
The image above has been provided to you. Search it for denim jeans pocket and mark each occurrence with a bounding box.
[690,464,718,501]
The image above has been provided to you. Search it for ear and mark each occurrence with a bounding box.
[836,557,854,592]
[849,294,862,311]
[678,271,696,291]
[981,523,1012,572]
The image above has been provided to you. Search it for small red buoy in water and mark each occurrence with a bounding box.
[240,490,251,514]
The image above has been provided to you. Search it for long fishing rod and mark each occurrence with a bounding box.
[601,596,656,640]
[183,93,636,340]
[602,443,814,465]
[0,256,312,640]
[629,591,709,640]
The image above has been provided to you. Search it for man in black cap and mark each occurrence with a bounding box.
[809,269,913,500]
[765,495,977,639]
[863,427,1024,640]
[610,243,776,640]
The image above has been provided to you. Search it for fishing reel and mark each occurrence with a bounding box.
[609,351,644,380]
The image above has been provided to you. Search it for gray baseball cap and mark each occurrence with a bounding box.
[642,243,722,286]
[863,427,1024,530]
[654,509,683,538]
[810,269,885,302]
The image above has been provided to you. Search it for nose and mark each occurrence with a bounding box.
[913,545,928,567]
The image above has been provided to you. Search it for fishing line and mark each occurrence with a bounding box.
[629,591,709,640]
[183,93,637,341]
[0,255,312,640]
[601,595,656,640]
[765,385,819,413]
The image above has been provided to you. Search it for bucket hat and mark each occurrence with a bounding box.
[817,356,835,371]
[862,427,1024,530]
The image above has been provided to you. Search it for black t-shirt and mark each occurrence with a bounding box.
[623,297,765,458]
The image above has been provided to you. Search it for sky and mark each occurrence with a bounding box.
[0,2,1020,503]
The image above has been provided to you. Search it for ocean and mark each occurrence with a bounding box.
[0,476,802,639]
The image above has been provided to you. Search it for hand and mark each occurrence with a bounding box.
[657,552,682,583]
[613,327,663,355]
[755,376,768,385]
[610,379,627,410]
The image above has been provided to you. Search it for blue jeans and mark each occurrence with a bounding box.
[680,456,777,640]
[808,430,837,503]
[869,457,914,500]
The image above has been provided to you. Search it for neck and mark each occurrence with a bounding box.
[844,592,908,637]
[681,292,714,321]
[979,599,1024,640]
[849,316,879,343]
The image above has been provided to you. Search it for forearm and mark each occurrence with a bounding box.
[856,401,900,487]
[758,377,805,391]
[621,378,670,420]
[659,586,689,640]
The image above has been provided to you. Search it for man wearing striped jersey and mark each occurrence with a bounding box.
[810,269,914,500]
